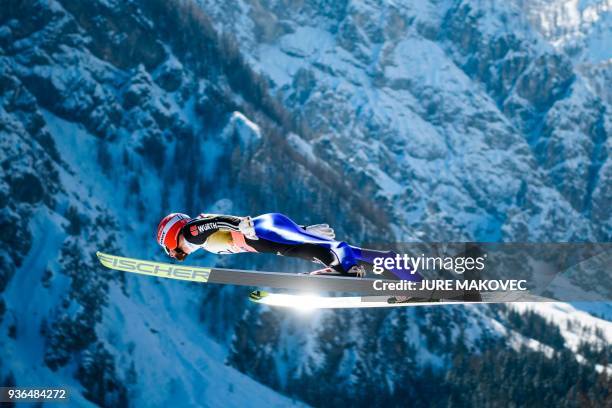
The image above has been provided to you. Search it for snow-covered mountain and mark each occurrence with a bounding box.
[516,0,612,107]
[518,0,611,63]
[198,0,611,242]
[0,0,610,406]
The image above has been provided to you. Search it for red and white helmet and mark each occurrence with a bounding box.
[157,213,191,254]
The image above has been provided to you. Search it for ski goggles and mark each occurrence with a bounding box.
[163,245,183,256]
[164,245,187,261]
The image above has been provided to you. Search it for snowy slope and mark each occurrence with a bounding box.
[0,96,306,406]
[44,111,306,407]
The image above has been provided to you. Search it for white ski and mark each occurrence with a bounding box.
[248,290,554,309]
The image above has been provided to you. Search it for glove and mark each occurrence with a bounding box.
[239,216,258,240]
[305,223,335,240]
[348,264,366,278]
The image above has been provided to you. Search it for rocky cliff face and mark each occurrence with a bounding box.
[199,0,610,243]
[0,0,610,407]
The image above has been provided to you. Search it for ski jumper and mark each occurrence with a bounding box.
[182,213,420,280]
